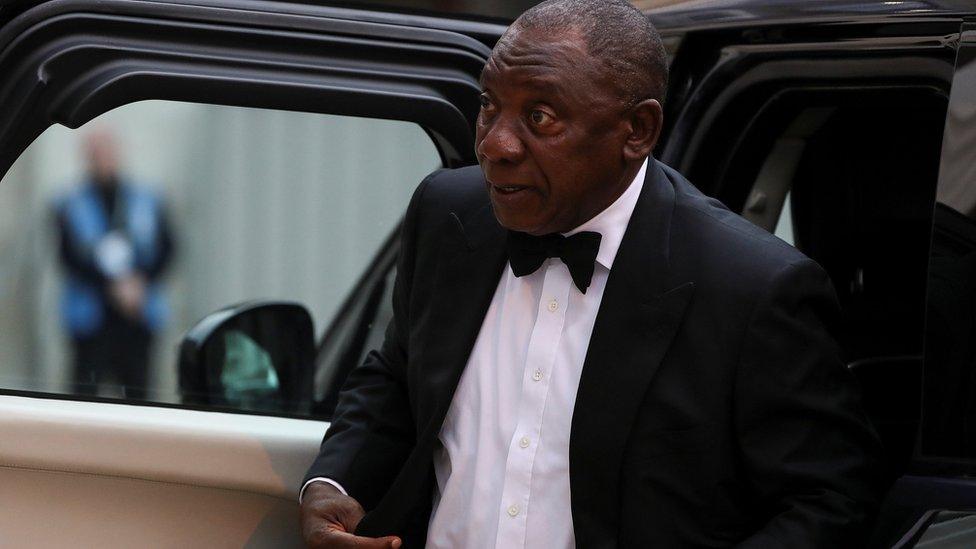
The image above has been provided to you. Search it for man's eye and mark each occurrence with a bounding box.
[479,94,492,109]
[530,109,553,126]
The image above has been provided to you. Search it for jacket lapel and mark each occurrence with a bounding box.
[569,159,696,547]
[359,200,507,540]
[414,202,508,440]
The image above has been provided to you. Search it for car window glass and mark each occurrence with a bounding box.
[921,32,976,461]
[772,191,795,246]
[0,100,440,415]
[724,90,944,366]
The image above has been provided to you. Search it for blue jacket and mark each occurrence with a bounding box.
[57,181,170,337]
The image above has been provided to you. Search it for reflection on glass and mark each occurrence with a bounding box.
[220,329,279,408]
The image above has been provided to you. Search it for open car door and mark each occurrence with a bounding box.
[870,19,976,549]
[0,0,499,545]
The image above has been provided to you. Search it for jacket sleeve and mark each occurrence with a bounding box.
[56,207,107,284]
[141,201,175,281]
[302,171,438,511]
[734,258,887,548]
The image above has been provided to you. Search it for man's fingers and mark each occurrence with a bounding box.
[352,535,401,548]
[300,487,397,548]
[319,530,401,548]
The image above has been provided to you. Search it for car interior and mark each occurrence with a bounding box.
[722,87,949,479]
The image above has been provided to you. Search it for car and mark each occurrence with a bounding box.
[0,0,974,546]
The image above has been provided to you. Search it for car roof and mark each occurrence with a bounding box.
[642,0,976,33]
[3,0,976,42]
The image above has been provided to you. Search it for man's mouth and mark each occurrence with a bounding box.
[491,183,530,195]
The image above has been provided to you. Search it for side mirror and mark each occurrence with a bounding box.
[178,301,315,415]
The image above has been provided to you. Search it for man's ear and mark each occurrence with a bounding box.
[623,99,663,161]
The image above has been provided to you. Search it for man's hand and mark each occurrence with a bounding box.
[300,482,401,549]
[109,273,146,320]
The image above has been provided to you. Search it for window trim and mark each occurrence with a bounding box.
[662,43,955,197]
[0,0,491,178]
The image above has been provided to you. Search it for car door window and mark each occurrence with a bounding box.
[672,79,948,476]
[0,100,441,411]
[921,25,976,463]
[0,0,488,416]
[707,87,947,366]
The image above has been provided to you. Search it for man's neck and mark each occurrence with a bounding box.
[564,158,647,234]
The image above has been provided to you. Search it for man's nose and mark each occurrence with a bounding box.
[477,117,525,165]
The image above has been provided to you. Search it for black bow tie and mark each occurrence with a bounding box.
[507,230,602,293]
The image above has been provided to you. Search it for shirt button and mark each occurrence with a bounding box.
[507,504,520,517]
[547,299,559,312]
[532,369,543,382]
[519,437,530,448]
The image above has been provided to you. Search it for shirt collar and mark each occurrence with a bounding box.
[563,158,647,270]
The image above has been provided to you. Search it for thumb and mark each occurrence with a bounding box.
[345,534,401,549]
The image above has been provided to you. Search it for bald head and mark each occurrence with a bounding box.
[83,128,120,184]
[497,0,668,107]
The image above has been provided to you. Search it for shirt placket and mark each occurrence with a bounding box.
[494,259,572,548]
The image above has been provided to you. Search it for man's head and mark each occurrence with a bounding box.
[476,0,668,235]
[83,128,121,185]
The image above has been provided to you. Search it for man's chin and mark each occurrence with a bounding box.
[490,209,551,235]
[490,206,532,233]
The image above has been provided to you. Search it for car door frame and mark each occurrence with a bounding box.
[653,15,976,548]
[0,0,500,413]
[0,0,502,176]
[870,18,976,549]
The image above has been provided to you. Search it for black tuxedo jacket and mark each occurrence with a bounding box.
[306,158,885,548]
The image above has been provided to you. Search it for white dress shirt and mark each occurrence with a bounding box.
[426,159,647,549]
[305,159,648,549]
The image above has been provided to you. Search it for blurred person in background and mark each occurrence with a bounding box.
[54,128,175,399]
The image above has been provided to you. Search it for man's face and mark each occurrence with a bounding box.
[476,26,633,235]
[85,132,120,184]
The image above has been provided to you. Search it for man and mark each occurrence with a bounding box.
[56,129,174,399]
[301,1,884,547]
